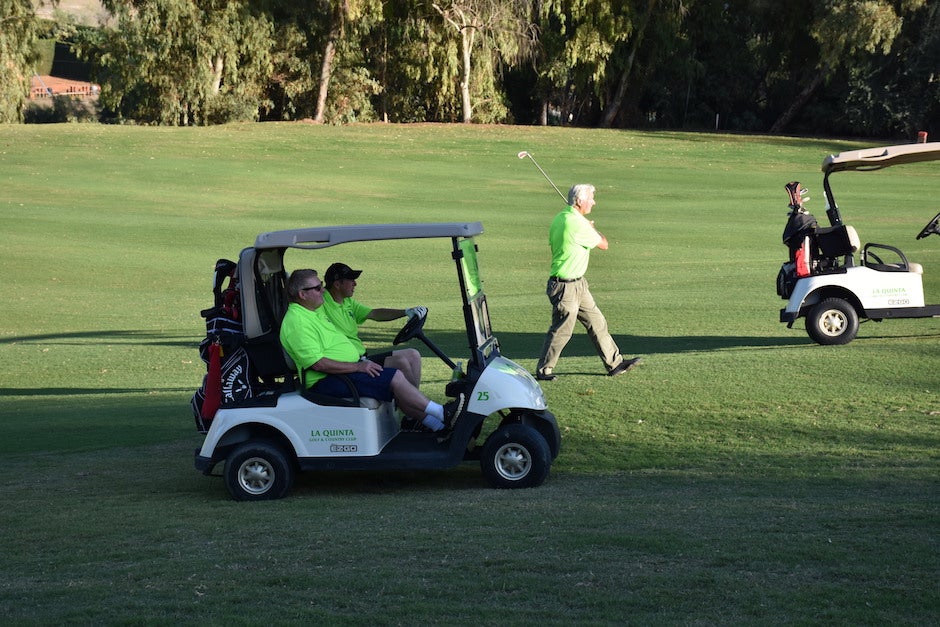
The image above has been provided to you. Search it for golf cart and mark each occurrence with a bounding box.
[777,142,940,345]
[193,222,560,500]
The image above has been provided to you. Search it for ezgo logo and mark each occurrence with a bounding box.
[330,444,357,453]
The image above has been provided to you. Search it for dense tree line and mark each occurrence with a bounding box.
[3,0,937,138]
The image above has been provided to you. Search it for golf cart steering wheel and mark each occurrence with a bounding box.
[393,311,427,345]
[916,211,940,240]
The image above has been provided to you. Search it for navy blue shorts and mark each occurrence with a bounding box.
[311,368,397,402]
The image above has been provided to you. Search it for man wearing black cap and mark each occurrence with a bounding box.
[322,262,425,386]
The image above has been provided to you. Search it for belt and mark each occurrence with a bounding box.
[550,276,581,283]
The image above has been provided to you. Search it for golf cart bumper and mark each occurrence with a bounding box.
[195,453,217,474]
[780,309,798,326]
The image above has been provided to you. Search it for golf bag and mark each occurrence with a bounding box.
[191,259,255,433]
[778,181,819,297]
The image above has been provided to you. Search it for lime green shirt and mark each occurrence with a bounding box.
[279,302,361,387]
[320,291,373,356]
[549,206,602,279]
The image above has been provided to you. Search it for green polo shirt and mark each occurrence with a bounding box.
[321,291,373,356]
[279,302,360,387]
[549,206,602,279]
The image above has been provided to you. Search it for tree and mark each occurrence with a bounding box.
[312,0,383,123]
[0,0,46,123]
[431,0,536,122]
[769,0,919,134]
[598,0,657,127]
[536,0,635,125]
[80,0,273,125]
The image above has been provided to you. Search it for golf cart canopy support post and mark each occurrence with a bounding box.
[821,142,940,227]
[254,223,484,250]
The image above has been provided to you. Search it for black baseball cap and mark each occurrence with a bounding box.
[325,262,362,285]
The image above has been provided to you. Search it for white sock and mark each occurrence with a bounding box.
[421,415,444,432]
[424,401,444,420]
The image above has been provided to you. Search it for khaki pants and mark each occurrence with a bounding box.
[536,277,622,374]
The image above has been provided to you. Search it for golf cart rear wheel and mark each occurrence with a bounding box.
[806,297,859,345]
[481,424,551,489]
[224,440,294,501]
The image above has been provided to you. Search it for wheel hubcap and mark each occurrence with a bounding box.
[494,443,531,481]
[820,309,847,336]
[238,457,274,495]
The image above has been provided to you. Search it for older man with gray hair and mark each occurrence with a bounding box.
[535,184,641,380]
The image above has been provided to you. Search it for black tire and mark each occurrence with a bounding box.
[223,440,294,501]
[805,297,859,345]
[480,424,551,489]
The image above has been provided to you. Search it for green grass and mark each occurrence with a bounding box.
[1,123,938,624]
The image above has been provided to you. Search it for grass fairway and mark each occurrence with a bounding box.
[1,123,938,624]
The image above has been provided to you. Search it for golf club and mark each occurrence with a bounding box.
[517,150,567,203]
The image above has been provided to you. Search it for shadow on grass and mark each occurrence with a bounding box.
[8,324,937,362]
[0,329,198,348]
[361,328,812,361]
[0,387,193,397]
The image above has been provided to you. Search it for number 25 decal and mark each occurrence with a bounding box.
[477,391,489,401]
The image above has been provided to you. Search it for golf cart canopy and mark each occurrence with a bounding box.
[820,142,940,227]
[822,142,940,175]
[254,222,484,251]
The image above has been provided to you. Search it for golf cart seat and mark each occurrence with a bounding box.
[300,385,383,410]
[281,349,382,409]
[816,224,860,261]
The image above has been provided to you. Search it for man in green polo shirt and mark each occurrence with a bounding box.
[321,262,424,386]
[280,269,459,432]
[535,184,641,380]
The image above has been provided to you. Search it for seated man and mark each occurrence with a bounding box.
[279,269,456,432]
[322,262,425,386]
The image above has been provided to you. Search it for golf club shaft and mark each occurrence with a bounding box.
[520,152,567,203]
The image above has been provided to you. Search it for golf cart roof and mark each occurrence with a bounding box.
[253,222,484,251]
[822,142,940,175]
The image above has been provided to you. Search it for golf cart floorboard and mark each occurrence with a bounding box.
[866,305,940,319]
[296,430,463,472]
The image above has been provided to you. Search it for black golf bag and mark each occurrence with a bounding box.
[190,259,255,433]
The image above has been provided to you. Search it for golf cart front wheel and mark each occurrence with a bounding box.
[806,297,859,345]
[481,424,551,489]
[224,440,294,501]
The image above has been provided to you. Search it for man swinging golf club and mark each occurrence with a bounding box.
[533,182,641,380]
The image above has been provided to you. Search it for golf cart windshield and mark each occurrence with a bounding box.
[821,142,940,226]
[454,237,497,366]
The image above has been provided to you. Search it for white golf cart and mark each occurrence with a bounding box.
[194,223,560,500]
[777,142,940,345]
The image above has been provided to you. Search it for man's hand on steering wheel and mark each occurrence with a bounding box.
[405,306,427,320]
[395,308,428,345]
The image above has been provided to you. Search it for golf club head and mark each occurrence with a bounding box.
[517,151,530,159]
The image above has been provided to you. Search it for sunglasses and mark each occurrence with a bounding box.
[300,283,323,293]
